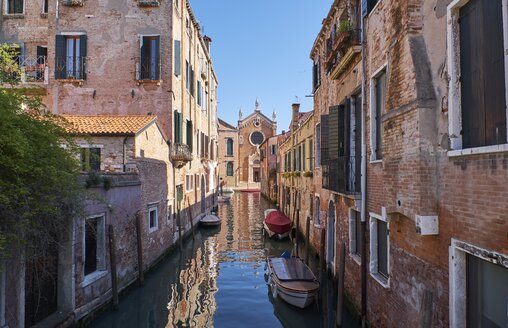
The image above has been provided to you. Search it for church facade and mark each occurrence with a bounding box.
[218,100,277,187]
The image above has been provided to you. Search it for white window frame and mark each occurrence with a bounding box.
[449,239,508,328]
[4,0,25,15]
[82,214,107,286]
[369,64,388,163]
[348,208,361,265]
[41,0,48,14]
[447,0,508,156]
[369,212,390,288]
[147,204,159,233]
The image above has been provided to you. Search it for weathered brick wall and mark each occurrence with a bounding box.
[74,136,136,173]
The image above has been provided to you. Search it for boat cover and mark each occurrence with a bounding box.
[269,257,315,282]
[265,211,292,235]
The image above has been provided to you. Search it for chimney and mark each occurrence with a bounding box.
[203,35,212,53]
[291,103,300,133]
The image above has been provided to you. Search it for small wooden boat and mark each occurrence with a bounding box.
[266,255,319,308]
[200,214,221,227]
[217,195,231,203]
[264,210,292,239]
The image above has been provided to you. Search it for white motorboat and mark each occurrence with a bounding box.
[199,214,221,227]
[217,195,231,203]
[266,255,319,309]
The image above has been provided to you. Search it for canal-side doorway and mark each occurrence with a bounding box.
[327,200,336,274]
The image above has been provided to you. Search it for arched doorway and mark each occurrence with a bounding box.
[327,200,336,273]
[201,175,206,213]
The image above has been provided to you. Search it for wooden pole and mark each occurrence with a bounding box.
[108,224,119,310]
[135,213,144,285]
[336,242,346,327]
[305,216,310,265]
[186,197,195,241]
[419,290,433,328]
[320,228,326,271]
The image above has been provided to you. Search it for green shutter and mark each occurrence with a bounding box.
[174,40,181,76]
[55,35,66,79]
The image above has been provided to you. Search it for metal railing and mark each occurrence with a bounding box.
[326,28,361,72]
[61,0,84,6]
[55,56,87,80]
[322,155,361,194]
[1,56,48,83]
[135,57,161,81]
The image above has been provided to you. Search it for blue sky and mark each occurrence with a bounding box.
[191,0,332,133]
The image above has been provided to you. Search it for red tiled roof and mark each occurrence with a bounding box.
[61,115,156,135]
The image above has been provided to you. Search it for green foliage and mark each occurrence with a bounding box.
[0,88,85,260]
[339,20,352,32]
[0,43,21,84]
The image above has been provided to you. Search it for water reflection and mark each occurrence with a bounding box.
[91,193,358,328]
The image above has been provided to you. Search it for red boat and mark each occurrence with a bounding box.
[263,210,292,239]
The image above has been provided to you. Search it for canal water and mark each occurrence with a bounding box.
[90,193,359,328]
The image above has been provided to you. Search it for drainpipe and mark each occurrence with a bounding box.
[360,9,368,328]
[123,137,128,172]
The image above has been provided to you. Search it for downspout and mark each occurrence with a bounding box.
[123,137,128,172]
[360,8,368,328]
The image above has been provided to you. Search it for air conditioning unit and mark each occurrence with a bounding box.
[415,215,439,236]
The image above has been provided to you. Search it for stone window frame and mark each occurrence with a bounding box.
[369,211,390,289]
[81,214,107,287]
[41,0,48,14]
[369,63,388,163]
[4,0,25,15]
[447,0,508,157]
[167,202,173,223]
[147,203,159,233]
[348,208,362,265]
[449,238,508,328]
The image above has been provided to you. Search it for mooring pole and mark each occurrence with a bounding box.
[305,216,310,265]
[177,202,182,250]
[108,225,119,310]
[135,213,144,285]
[186,197,195,241]
[336,242,346,327]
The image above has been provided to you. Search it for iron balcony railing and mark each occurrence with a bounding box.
[326,28,361,73]
[135,57,161,81]
[55,56,87,80]
[322,155,361,194]
[171,143,193,168]
[61,0,84,6]
[1,56,48,83]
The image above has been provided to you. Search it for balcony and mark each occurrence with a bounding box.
[55,56,87,83]
[138,0,160,7]
[322,156,361,195]
[61,0,84,6]
[1,56,48,84]
[135,57,161,85]
[325,28,361,79]
[171,143,193,168]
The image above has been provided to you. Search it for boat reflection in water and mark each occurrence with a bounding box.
[90,193,358,328]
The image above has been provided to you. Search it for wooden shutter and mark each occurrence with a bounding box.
[375,72,386,159]
[55,35,66,79]
[79,35,87,80]
[174,111,182,143]
[154,35,161,80]
[482,0,506,146]
[186,120,193,152]
[320,115,329,164]
[174,40,181,76]
[140,36,148,80]
[328,106,340,160]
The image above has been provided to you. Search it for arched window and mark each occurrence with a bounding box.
[226,138,234,156]
[226,162,234,176]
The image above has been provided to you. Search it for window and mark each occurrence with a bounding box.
[312,57,321,92]
[84,215,105,277]
[174,40,181,76]
[467,254,508,327]
[174,111,182,143]
[197,80,202,106]
[80,147,101,172]
[302,143,306,171]
[250,131,264,145]
[369,213,389,287]
[148,205,158,233]
[226,138,234,156]
[362,0,379,17]
[6,0,23,14]
[186,120,193,152]
[226,162,233,176]
[185,61,190,90]
[314,196,320,226]
[371,68,386,160]
[186,174,194,191]
[349,209,361,260]
[138,35,160,81]
[55,35,86,80]
[42,0,48,14]
[448,0,507,151]
[167,204,173,222]
[270,144,276,155]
